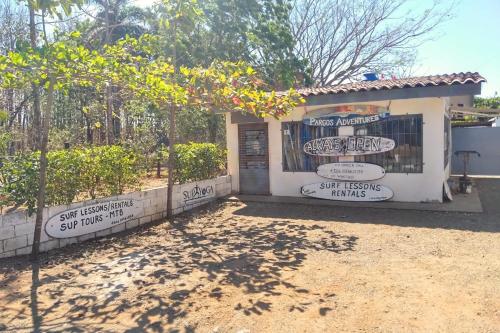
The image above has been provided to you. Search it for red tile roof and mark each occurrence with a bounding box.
[293,72,486,97]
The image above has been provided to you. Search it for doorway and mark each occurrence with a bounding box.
[238,123,270,194]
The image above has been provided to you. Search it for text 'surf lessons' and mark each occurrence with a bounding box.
[45,200,141,238]
[301,181,393,201]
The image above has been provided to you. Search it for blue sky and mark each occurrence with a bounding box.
[413,0,500,97]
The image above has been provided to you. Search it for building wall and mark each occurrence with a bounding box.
[227,97,447,202]
[0,176,232,259]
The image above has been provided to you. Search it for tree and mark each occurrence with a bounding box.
[291,0,453,86]
[101,30,304,218]
[81,0,147,47]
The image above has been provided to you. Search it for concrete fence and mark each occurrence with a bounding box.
[0,175,232,259]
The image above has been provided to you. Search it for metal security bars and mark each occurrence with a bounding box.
[282,122,339,171]
[354,115,423,173]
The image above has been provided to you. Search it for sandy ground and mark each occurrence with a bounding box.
[0,179,499,333]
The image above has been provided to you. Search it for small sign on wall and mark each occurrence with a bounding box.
[301,181,393,202]
[303,113,389,127]
[303,105,389,127]
[182,183,215,206]
[303,136,395,156]
[317,162,386,181]
[45,199,142,238]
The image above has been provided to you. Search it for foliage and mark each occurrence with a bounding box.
[474,96,500,109]
[46,149,83,205]
[95,145,140,196]
[0,146,141,212]
[172,142,226,183]
[0,131,12,156]
[152,0,305,88]
[0,152,40,215]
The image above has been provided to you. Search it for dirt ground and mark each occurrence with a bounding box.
[1,179,499,333]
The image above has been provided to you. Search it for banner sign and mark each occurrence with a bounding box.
[303,105,389,127]
[317,162,386,181]
[303,136,395,156]
[303,113,389,127]
[45,199,142,238]
[301,181,393,201]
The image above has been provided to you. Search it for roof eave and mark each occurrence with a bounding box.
[304,82,482,107]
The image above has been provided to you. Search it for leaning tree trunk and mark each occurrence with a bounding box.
[31,77,55,260]
[28,3,41,150]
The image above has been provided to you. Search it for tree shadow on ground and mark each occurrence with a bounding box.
[232,178,500,233]
[0,201,357,332]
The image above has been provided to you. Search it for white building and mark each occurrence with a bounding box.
[225,72,485,203]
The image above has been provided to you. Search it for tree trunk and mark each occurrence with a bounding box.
[208,111,218,143]
[166,2,181,219]
[28,3,41,150]
[31,77,55,260]
[106,85,114,145]
[166,104,176,218]
[103,0,115,145]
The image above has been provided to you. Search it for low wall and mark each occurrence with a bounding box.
[0,175,232,259]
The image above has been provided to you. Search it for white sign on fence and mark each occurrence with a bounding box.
[317,162,386,181]
[303,136,395,156]
[45,199,142,238]
[301,181,393,201]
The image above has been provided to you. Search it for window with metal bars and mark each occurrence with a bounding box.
[282,122,339,171]
[354,114,423,173]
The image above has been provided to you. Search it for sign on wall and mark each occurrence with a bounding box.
[303,113,389,127]
[45,199,142,238]
[301,181,393,201]
[317,162,386,181]
[303,136,395,156]
[303,105,389,127]
[182,183,215,206]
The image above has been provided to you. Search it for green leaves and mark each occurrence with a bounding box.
[172,142,226,183]
[0,146,141,211]
[1,30,302,125]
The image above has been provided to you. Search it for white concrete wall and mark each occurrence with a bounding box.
[226,114,240,193]
[0,176,232,259]
[227,97,448,202]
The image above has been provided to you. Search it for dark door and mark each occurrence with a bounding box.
[238,123,270,194]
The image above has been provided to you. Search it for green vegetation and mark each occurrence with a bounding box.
[474,96,500,109]
[173,142,226,183]
[0,146,139,213]
[0,0,447,258]
[0,143,226,214]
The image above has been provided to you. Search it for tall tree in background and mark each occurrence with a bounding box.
[291,0,453,86]
[151,0,306,89]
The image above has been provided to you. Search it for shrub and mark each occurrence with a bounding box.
[95,145,140,196]
[46,149,84,205]
[173,142,226,183]
[0,152,40,215]
[0,145,141,212]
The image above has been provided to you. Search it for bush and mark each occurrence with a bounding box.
[94,145,140,196]
[0,152,40,215]
[46,149,84,205]
[173,142,226,183]
[0,143,225,213]
[0,145,141,212]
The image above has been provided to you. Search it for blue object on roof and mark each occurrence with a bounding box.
[363,73,378,81]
